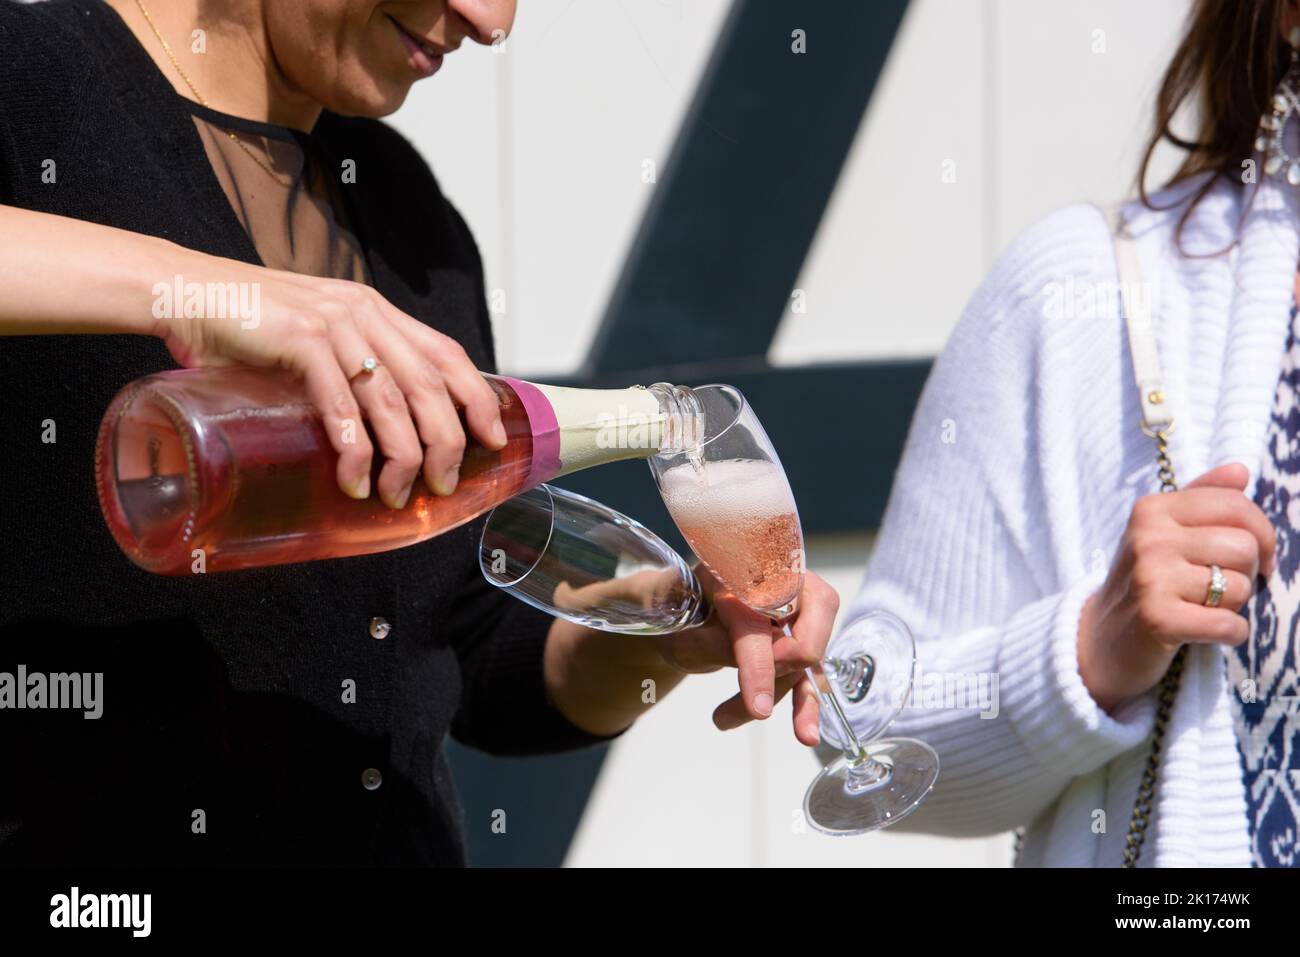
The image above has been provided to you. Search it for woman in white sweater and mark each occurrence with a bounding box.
[847,0,1300,866]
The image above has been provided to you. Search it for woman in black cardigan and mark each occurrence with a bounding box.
[0,0,838,865]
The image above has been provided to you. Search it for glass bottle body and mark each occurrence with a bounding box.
[95,367,663,575]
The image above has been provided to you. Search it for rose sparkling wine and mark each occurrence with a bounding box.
[656,458,804,619]
[95,366,699,575]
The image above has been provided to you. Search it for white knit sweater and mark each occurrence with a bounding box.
[842,172,1300,867]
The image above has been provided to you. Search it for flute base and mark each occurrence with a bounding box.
[804,737,939,836]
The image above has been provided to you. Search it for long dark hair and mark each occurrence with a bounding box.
[1139,0,1292,240]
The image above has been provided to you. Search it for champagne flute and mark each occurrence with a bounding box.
[480,484,709,634]
[647,384,939,834]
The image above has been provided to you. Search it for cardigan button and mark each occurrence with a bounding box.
[368,617,390,640]
[362,768,382,791]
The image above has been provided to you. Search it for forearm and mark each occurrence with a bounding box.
[543,618,688,737]
[0,203,195,336]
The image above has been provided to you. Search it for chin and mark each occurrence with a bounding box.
[318,79,414,119]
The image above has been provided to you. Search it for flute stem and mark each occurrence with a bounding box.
[779,622,868,764]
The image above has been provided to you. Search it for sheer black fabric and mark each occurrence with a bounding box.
[188,100,370,283]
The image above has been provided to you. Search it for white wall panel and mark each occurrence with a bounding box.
[392,0,733,373]
[769,0,1190,366]
[769,0,988,364]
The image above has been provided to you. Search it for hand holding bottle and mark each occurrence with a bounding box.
[152,252,508,507]
[1077,462,1277,712]
[0,204,506,506]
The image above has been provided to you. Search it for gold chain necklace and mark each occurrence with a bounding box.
[133,0,292,188]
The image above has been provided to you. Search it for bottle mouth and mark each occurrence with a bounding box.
[95,382,203,574]
[648,383,746,455]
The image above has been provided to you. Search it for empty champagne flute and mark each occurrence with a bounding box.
[479,483,708,635]
[647,383,939,834]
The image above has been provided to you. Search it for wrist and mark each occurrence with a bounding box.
[74,229,199,338]
[129,237,212,339]
[574,624,684,684]
[1077,593,1173,715]
[1076,591,1121,713]
[544,620,683,728]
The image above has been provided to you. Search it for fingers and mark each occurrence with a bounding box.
[774,574,839,667]
[711,592,777,719]
[712,673,822,746]
[296,280,500,501]
[791,676,820,746]
[291,337,374,499]
[1180,526,1264,580]
[368,329,469,497]
[346,294,480,498]
[427,335,507,451]
[1142,598,1250,649]
[655,624,733,673]
[1182,461,1249,491]
[387,311,506,451]
[665,571,839,720]
[657,621,826,678]
[1163,487,1276,577]
[1173,560,1254,611]
[329,321,425,509]
[732,623,777,719]
[714,673,799,731]
[659,568,837,744]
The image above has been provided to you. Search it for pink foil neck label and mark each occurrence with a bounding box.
[500,377,562,485]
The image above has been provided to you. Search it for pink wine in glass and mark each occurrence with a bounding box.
[657,458,804,619]
[95,366,691,575]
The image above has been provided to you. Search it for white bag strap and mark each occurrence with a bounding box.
[1111,204,1185,869]
[1111,208,1174,435]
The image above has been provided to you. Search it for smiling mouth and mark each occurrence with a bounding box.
[387,14,443,60]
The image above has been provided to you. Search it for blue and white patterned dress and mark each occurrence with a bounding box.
[1229,299,1300,867]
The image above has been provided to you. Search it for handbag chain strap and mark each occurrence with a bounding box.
[1120,431,1187,867]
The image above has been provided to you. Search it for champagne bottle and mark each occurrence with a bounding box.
[94,366,698,575]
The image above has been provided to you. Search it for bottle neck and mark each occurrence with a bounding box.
[647,382,705,454]
[506,379,700,479]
